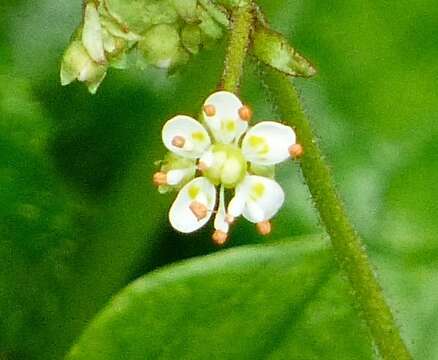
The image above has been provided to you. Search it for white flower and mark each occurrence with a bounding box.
[154,91,302,245]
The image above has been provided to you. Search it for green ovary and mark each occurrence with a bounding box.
[204,144,247,188]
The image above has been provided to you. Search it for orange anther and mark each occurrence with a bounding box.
[238,105,252,121]
[256,221,271,236]
[189,201,208,221]
[203,104,216,117]
[153,172,167,186]
[289,143,304,159]
[172,136,186,148]
[212,230,228,246]
[197,161,209,172]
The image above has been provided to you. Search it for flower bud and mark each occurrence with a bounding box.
[197,7,223,43]
[98,4,141,42]
[103,0,178,34]
[172,0,197,22]
[82,2,106,64]
[60,40,107,94]
[138,24,186,69]
[181,24,201,54]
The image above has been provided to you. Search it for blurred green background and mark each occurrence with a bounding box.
[1,0,437,359]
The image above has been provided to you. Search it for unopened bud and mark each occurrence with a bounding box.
[181,24,201,54]
[256,221,271,235]
[153,172,167,186]
[238,105,252,121]
[60,39,107,94]
[289,143,303,159]
[212,230,228,246]
[82,2,106,64]
[189,201,208,221]
[138,24,183,69]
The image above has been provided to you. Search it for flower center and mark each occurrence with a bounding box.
[201,144,247,188]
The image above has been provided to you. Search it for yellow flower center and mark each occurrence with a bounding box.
[203,144,247,188]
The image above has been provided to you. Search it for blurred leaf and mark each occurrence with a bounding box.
[252,26,316,77]
[370,135,438,359]
[0,75,171,359]
[0,75,91,356]
[67,238,373,360]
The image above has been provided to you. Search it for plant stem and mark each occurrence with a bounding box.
[221,4,254,93]
[261,67,412,360]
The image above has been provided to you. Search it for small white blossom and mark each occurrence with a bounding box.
[154,91,301,244]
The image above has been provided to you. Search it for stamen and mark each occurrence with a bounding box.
[256,221,271,236]
[289,143,304,159]
[238,105,252,122]
[197,161,209,172]
[203,104,216,117]
[153,172,167,186]
[189,201,208,221]
[225,214,235,224]
[172,136,186,148]
[212,230,228,246]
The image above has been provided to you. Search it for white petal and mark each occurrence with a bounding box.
[241,175,285,223]
[166,167,195,186]
[202,91,247,144]
[214,186,229,233]
[102,28,116,54]
[198,148,214,168]
[227,178,250,218]
[242,121,296,165]
[169,177,216,233]
[162,115,211,159]
[77,59,96,81]
[244,201,265,223]
[82,2,106,63]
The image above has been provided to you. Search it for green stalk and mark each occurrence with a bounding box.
[261,67,412,360]
[221,3,254,93]
[220,3,410,358]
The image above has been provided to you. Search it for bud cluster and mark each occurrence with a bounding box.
[61,0,230,93]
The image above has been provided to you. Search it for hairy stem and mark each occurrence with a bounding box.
[261,67,412,360]
[221,4,254,93]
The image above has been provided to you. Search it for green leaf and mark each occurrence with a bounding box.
[67,238,373,359]
[252,26,316,77]
[0,74,170,359]
[0,75,91,356]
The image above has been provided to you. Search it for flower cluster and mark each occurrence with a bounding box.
[153,91,302,245]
